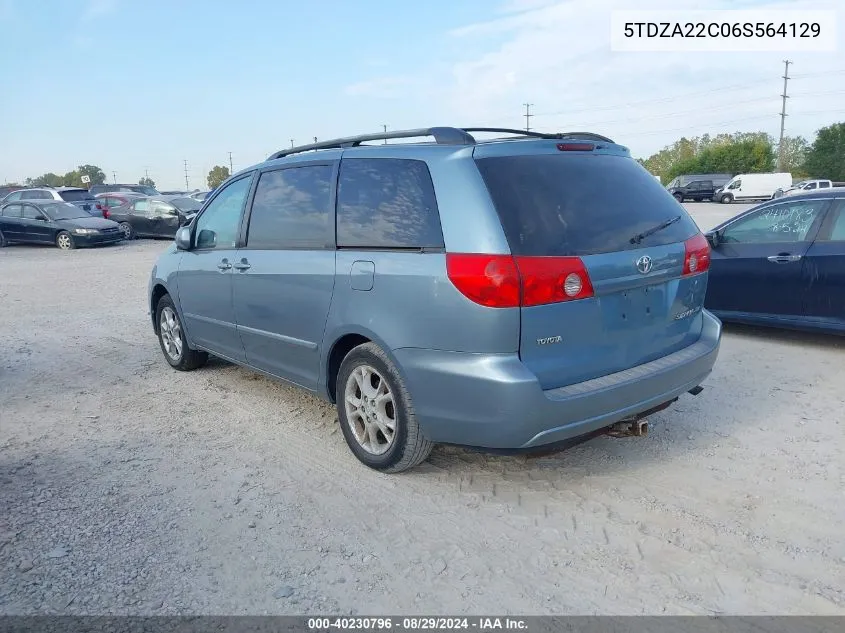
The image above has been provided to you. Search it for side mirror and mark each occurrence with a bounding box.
[175,226,192,250]
[705,230,720,248]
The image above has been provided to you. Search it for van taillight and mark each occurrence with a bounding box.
[446,254,594,308]
[683,233,711,275]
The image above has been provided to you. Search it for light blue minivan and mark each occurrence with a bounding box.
[148,127,721,472]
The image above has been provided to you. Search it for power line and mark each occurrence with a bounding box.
[523,103,533,131]
[777,59,792,171]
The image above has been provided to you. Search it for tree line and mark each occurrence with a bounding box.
[7,165,235,191]
[640,122,845,184]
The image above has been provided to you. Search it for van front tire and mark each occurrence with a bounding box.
[336,342,433,473]
[720,193,733,204]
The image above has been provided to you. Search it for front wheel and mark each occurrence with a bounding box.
[336,342,433,473]
[156,294,208,371]
[720,194,733,204]
[56,231,75,250]
[118,222,134,240]
[673,193,684,203]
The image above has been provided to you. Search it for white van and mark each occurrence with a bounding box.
[716,173,792,203]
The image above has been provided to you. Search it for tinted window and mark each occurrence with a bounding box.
[1,204,22,217]
[819,181,831,188]
[247,165,333,249]
[22,190,51,200]
[21,205,44,220]
[336,158,443,249]
[194,176,252,249]
[475,153,698,256]
[59,189,94,202]
[721,200,826,244]
[825,209,845,241]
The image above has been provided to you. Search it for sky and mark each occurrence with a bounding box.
[0,0,843,189]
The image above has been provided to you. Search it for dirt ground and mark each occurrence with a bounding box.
[1,203,844,615]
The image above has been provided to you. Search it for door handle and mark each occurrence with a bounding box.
[766,254,802,264]
[217,259,232,271]
[233,259,251,271]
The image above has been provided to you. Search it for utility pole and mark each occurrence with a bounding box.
[144,168,150,180]
[183,160,190,191]
[523,103,533,132]
[313,136,318,143]
[777,60,792,171]
[383,124,388,144]
[112,171,116,184]
[290,139,295,148]
[228,152,233,174]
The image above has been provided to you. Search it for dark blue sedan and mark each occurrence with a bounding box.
[704,188,845,335]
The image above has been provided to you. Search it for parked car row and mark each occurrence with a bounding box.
[0,191,200,248]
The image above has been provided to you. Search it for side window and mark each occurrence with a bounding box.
[721,200,826,244]
[1,204,22,217]
[22,190,49,200]
[819,181,831,189]
[727,180,741,190]
[823,208,845,241]
[106,197,123,208]
[21,205,44,220]
[194,176,252,250]
[5,191,22,201]
[150,200,176,216]
[132,199,149,215]
[806,182,818,190]
[246,165,333,249]
[336,158,444,249]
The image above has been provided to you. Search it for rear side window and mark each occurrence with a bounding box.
[22,190,50,200]
[247,165,333,249]
[475,154,698,256]
[1,204,22,217]
[336,158,443,249]
[59,190,93,202]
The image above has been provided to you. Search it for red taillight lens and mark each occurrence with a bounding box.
[515,256,594,306]
[446,253,594,308]
[683,233,711,275]
[446,254,521,308]
[103,209,110,219]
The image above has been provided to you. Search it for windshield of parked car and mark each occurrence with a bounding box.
[58,189,95,202]
[41,202,89,220]
[169,197,202,213]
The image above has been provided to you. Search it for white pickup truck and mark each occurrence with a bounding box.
[774,179,833,198]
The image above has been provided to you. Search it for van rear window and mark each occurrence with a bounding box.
[475,154,699,256]
[59,189,95,202]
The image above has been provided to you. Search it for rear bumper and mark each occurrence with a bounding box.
[394,309,722,449]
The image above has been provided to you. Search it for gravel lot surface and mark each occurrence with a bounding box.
[1,203,844,615]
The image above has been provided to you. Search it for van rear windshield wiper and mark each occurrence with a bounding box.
[629,215,682,245]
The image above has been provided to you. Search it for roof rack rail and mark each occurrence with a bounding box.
[267,127,477,160]
[461,127,615,144]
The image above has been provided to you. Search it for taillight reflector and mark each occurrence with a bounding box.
[557,142,594,151]
[515,256,594,306]
[446,254,594,308]
[683,233,711,275]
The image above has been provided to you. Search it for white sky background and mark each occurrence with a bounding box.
[360,0,844,159]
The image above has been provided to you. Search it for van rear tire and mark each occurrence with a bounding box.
[336,342,433,473]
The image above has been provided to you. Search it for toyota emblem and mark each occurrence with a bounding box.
[636,255,653,274]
